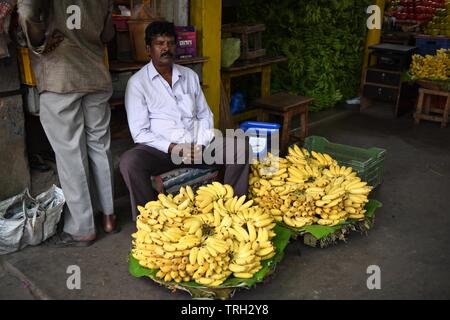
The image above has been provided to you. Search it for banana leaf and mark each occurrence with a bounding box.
[278,199,382,244]
[128,225,292,299]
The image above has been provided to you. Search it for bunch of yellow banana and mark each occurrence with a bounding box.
[287,145,337,168]
[228,227,275,278]
[311,175,372,226]
[194,182,234,214]
[249,154,289,188]
[132,182,278,287]
[287,164,330,188]
[410,49,450,81]
[249,145,373,229]
[186,236,233,286]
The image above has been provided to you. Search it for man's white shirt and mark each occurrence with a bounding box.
[125,60,214,153]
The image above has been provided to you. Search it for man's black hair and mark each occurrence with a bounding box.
[145,21,177,46]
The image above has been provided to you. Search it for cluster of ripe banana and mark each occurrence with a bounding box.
[410,49,450,81]
[249,145,373,228]
[132,182,277,287]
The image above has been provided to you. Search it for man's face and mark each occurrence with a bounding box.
[147,35,177,67]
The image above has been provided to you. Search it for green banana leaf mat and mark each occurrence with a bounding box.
[129,199,382,298]
[129,224,292,299]
[279,199,382,247]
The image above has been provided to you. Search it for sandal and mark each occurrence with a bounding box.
[30,154,50,172]
[103,215,121,234]
[45,232,95,248]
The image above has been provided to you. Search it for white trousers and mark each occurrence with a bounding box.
[39,91,114,236]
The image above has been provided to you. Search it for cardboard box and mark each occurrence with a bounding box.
[175,26,196,59]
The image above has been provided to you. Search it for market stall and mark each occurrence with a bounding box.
[128,139,384,299]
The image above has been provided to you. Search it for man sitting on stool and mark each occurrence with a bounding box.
[120,21,252,220]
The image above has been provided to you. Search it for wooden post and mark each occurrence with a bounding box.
[261,66,271,97]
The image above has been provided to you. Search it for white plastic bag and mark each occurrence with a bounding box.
[0,191,27,254]
[20,190,44,248]
[0,185,65,255]
[36,185,65,242]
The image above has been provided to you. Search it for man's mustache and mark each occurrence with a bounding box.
[161,51,174,58]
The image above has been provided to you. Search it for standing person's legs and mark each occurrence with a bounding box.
[120,145,177,220]
[82,91,117,232]
[39,92,96,239]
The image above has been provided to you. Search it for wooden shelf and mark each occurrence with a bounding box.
[364,81,399,90]
[221,56,287,73]
[177,56,209,65]
[367,67,402,75]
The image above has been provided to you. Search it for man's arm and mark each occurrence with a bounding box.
[100,0,115,43]
[17,0,46,51]
[193,73,214,147]
[125,79,173,153]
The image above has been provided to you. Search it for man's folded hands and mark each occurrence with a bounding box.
[169,143,204,164]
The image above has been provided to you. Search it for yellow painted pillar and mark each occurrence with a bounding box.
[360,0,385,88]
[190,0,222,129]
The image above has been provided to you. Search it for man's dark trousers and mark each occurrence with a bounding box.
[120,138,252,220]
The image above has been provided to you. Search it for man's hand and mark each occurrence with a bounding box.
[188,144,204,164]
[41,30,64,54]
[168,143,178,154]
[169,143,203,164]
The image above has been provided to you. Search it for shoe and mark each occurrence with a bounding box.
[30,154,51,172]
[102,214,121,234]
[45,232,95,248]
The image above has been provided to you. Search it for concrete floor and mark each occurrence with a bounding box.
[1,104,450,300]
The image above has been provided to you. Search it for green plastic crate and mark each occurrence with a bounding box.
[303,136,386,188]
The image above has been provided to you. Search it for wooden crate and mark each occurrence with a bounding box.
[222,23,266,60]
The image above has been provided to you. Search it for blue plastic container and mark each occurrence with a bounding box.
[415,35,450,56]
[230,92,246,115]
[240,121,281,158]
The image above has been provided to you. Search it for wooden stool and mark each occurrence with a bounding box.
[254,93,313,153]
[414,88,450,128]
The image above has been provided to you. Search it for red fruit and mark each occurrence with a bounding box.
[399,12,408,20]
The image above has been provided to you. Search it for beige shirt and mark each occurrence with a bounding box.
[17,0,114,93]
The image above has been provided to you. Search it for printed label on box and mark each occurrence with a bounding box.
[176,26,196,59]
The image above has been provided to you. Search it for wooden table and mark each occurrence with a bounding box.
[221,56,288,123]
